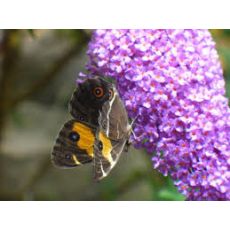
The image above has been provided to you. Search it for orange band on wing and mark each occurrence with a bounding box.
[99,131,113,163]
[72,122,95,157]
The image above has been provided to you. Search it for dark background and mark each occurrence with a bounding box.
[0,29,229,200]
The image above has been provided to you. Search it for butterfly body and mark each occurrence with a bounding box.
[51,76,131,180]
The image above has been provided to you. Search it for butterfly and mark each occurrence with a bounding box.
[51,76,131,180]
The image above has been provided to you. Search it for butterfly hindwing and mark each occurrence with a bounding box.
[93,87,131,180]
[94,131,128,180]
[98,89,131,140]
[51,120,95,168]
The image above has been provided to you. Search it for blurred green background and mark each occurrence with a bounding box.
[0,29,229,201]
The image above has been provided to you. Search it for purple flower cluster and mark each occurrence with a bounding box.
[86,29,230,200]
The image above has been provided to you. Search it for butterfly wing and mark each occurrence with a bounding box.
[93,89,131,180]
[52,77,130,180]
[69,77,114,127]
[69,86,96,127]
[51,120,95,168]
[98,89,131,140]
[93,131,128,180]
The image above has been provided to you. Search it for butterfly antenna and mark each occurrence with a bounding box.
[130,114,139,127]
[129,115,139,139]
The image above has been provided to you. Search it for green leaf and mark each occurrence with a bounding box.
[158,188,185,201]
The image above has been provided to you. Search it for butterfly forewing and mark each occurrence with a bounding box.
[51,120,94,168]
